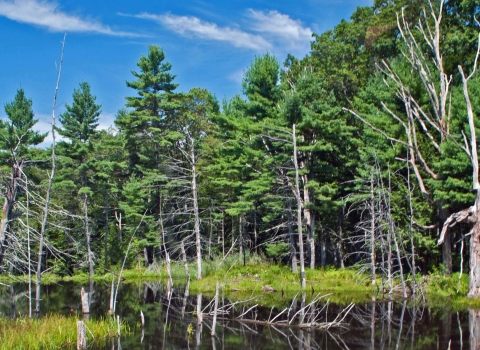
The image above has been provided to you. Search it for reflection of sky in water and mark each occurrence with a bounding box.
[0,282,471,349]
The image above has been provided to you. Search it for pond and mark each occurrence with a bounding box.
[0,281,471,349]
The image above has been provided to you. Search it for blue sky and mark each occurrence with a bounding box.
[0,0,372,145]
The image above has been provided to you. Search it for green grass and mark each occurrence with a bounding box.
[0,272,61,285]
[197,254,372,292]
[3,254,480,309]
[177,255,480,309]
[420,272,480,310]
[181,254,377,305]
[0,314,128,349]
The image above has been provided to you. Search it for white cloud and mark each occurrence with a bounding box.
[228,69,244,84]
[126,9,312,56]
[0,0,137,36]
[97,112,117,131]
[33,111,117,148]
[132,12,271,51]
[247,9,313,48]
[0,113,55,148]
[30,116,56,148]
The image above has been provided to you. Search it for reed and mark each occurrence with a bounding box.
[0,314,128,349]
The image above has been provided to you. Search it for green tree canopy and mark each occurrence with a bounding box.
[1,89,46,160]
[57,82,101,144]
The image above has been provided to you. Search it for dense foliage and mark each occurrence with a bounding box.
[1,0,480,295]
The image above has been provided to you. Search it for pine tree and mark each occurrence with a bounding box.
[115,45,182,266]
[281,55,359,269]
[209,54,282,260]
[55,82,101,278]
[116,45,180,174]
[57,82,100,143]
[0,89,46,268]
[89,129,127,270]
[162,88,219,279]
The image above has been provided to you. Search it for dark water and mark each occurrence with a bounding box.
[0,281,471,349]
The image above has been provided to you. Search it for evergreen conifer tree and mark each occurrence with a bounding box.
[115,45,182,266]
[0,89,46,268]
[55,82,101,277]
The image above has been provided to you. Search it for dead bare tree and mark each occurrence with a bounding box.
[0,87,48,269]
[202,292,354,330]
[0,159,24,268]
[293,125,306,289]
[347,170,385,288]
[347,158,421,296]
[82,193,94,281]
[190,135,202,280]
[159,88,218,280]
[344,1,456,273]
[260,124,307,286]
[35,34,65,313]
[160,152,203,279]
[346,0,480,298]
[158,194,172,286]
[369,169,376,285]
[439,27,480,297]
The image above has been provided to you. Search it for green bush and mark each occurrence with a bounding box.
[265,242,290,261]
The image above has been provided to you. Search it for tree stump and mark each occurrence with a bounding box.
[81,287,89,314]
[77,321,86,349]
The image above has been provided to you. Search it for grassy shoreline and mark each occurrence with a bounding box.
[0,254,478,310]
[0,255,478,348]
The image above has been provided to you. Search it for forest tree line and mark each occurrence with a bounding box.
[2,0,480,296]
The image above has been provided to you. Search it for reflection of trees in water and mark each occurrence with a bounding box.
[0,282,477,349]
[133,284,354,349]
[470,309,480,350]
[348,300,469,350]
[0,284,19,318]
[349,300,413,349]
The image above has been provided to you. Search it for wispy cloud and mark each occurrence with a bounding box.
[33,111,117,148]
[130,12,271,50]
[97,112,117,131]
[127,9,312,55]
[0,0,138,36]
[28,115,57,148]
[228,69,245,84]
[247,9,312,50]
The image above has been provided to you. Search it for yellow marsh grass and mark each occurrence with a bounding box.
[0,314,126,349]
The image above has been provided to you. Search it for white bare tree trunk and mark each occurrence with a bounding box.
[370,169,376,285]
[84,194,94,279]
[439,34,480,297]
[345,1,455,274]
[286,198,298,273]
[191,138,202,280]
[293,124,306,289]
[159,195,172,286]
[35,34,65,313]
[470,309,480,349]
[302,173,315,270]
